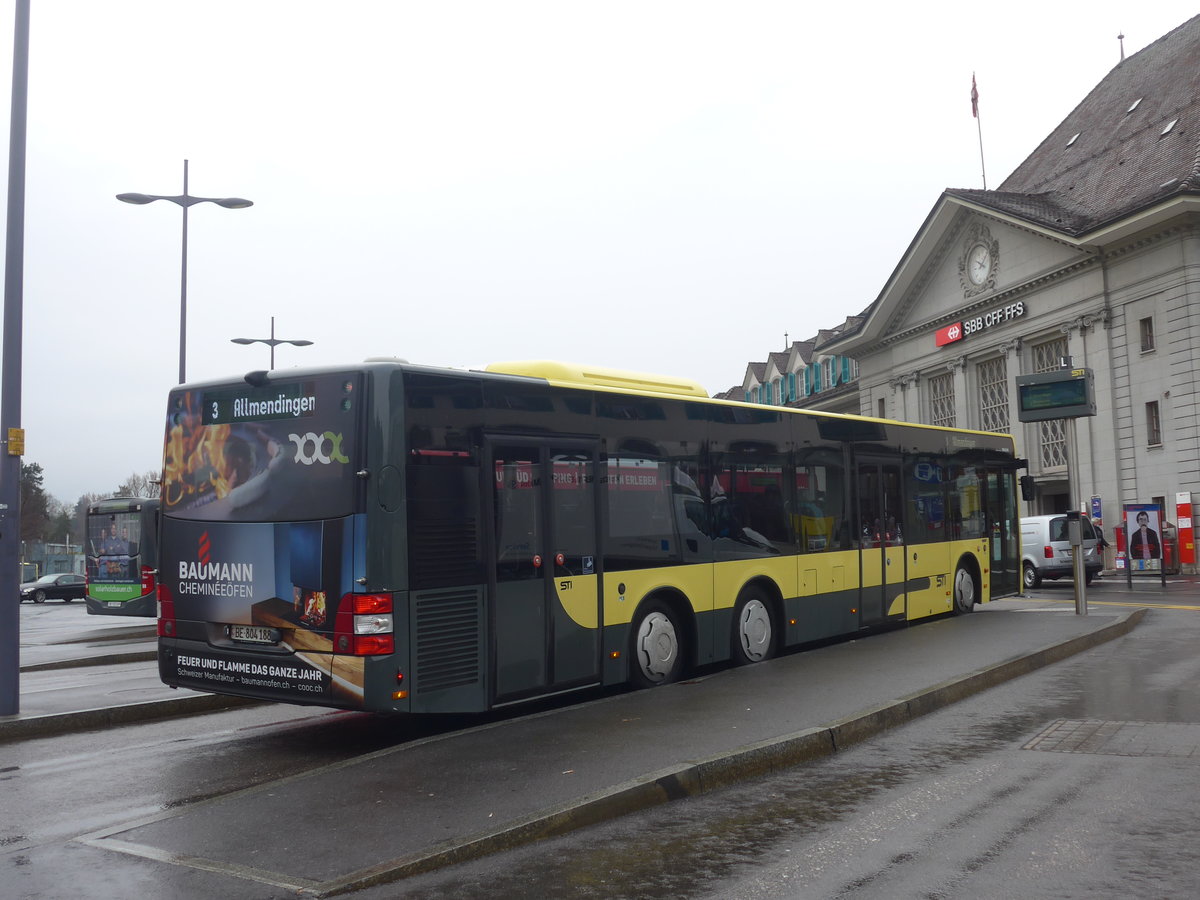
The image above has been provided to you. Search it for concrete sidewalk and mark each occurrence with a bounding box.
[6,620,255,741]
[3,658,262,741]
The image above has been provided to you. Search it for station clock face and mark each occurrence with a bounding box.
[967,242,992,285]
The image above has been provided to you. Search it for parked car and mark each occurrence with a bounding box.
[1020,513,1102,589]
[19,572,87,604]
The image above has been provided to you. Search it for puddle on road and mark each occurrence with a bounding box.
[395,756,947,899]
[396,683,1115,897]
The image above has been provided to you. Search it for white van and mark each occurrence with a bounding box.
[1021,513,1102,589]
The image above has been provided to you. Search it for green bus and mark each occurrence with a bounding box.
[157,360,1022,713]
[86,497,160,617]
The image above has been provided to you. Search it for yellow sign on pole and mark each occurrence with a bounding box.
[7,427,24,456]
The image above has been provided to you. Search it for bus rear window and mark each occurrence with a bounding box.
[162,375,362,522]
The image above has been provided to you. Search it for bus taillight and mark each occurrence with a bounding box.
[141,565,157,597]
[334,593,395,656]
[157,583,176,637]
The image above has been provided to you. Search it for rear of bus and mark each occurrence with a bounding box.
[156,369,395,710]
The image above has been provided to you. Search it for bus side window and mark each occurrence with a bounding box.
[606,455,676,567]
[796,458,848,553]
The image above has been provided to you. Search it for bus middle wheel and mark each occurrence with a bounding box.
[731,588,777,665]
[629,600,685,688]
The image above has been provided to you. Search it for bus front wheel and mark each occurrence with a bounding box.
[731,588,777,666]
[629,600,685,688]
[952,561,978,614]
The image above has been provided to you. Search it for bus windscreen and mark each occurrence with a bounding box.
[88,510,144,586]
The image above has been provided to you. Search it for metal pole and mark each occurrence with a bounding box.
[1068,417,1087,615]
[0,0,30,716]
[270,316,275,370]
[179,159,189,384]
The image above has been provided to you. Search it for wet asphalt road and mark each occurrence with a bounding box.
[388,604,1200,899]
[6,580,1199,898]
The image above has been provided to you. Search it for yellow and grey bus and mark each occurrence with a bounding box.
[157,360,1022,713]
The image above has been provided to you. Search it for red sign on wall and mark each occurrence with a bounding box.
[935,322,964,346]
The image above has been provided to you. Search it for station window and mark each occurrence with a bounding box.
[1140,317,1156,353]
[928,372,955,427]
[1033,337,1068,468]
[1146,401,1162,446]
[977,356,1010,434]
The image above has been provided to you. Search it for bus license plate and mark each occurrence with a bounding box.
[106,602,122,608]
[230,625,276,644]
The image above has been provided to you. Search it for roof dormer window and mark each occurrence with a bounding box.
[1127,98,1142,113]
[1161,118,1178,136]
[1066,132,1080,147]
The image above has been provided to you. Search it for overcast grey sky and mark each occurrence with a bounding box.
[0,1,1196,504]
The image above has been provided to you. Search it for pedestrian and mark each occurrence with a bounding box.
[1093,517,1110,577]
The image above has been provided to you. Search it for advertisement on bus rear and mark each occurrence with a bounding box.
[158,515,368,706]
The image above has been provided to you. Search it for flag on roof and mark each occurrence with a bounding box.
[971,73,979,118]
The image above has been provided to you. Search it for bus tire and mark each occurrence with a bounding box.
[629,599,685,688]
[33,590,46,604]
[952,559,978,614]
[730,586,777,666]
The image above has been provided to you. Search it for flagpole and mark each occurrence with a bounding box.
[977,115,987,189]
[972,72,987,189]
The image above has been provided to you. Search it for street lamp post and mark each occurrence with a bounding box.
[117,159,252,384]
[231,316,313,369]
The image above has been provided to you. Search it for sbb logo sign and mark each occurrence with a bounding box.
[934,302,1026,348]
[935,323,963,346]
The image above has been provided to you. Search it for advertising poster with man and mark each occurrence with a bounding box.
[1124,504,1162,571]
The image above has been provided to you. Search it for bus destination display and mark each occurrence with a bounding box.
[203,382,317,425]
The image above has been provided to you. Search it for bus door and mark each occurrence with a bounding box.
[984,467,1020,597]
[489,438,602,702]
[855,457,905,625]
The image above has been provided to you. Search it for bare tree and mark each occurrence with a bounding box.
[47,496,73,545]
[115,470,161,499]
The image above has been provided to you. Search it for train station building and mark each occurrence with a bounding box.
[728,14,1200,571]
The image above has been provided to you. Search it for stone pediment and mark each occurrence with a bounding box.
[837,200,1090,353]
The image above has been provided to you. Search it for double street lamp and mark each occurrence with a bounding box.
[117,159,252,384]
[231,316,313,369]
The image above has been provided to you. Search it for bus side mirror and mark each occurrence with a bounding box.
[1020,475,1036,501]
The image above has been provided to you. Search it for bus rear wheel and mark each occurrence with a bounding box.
[952,561,978,614]
[629,600,685,688]
[731,588,777,665]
